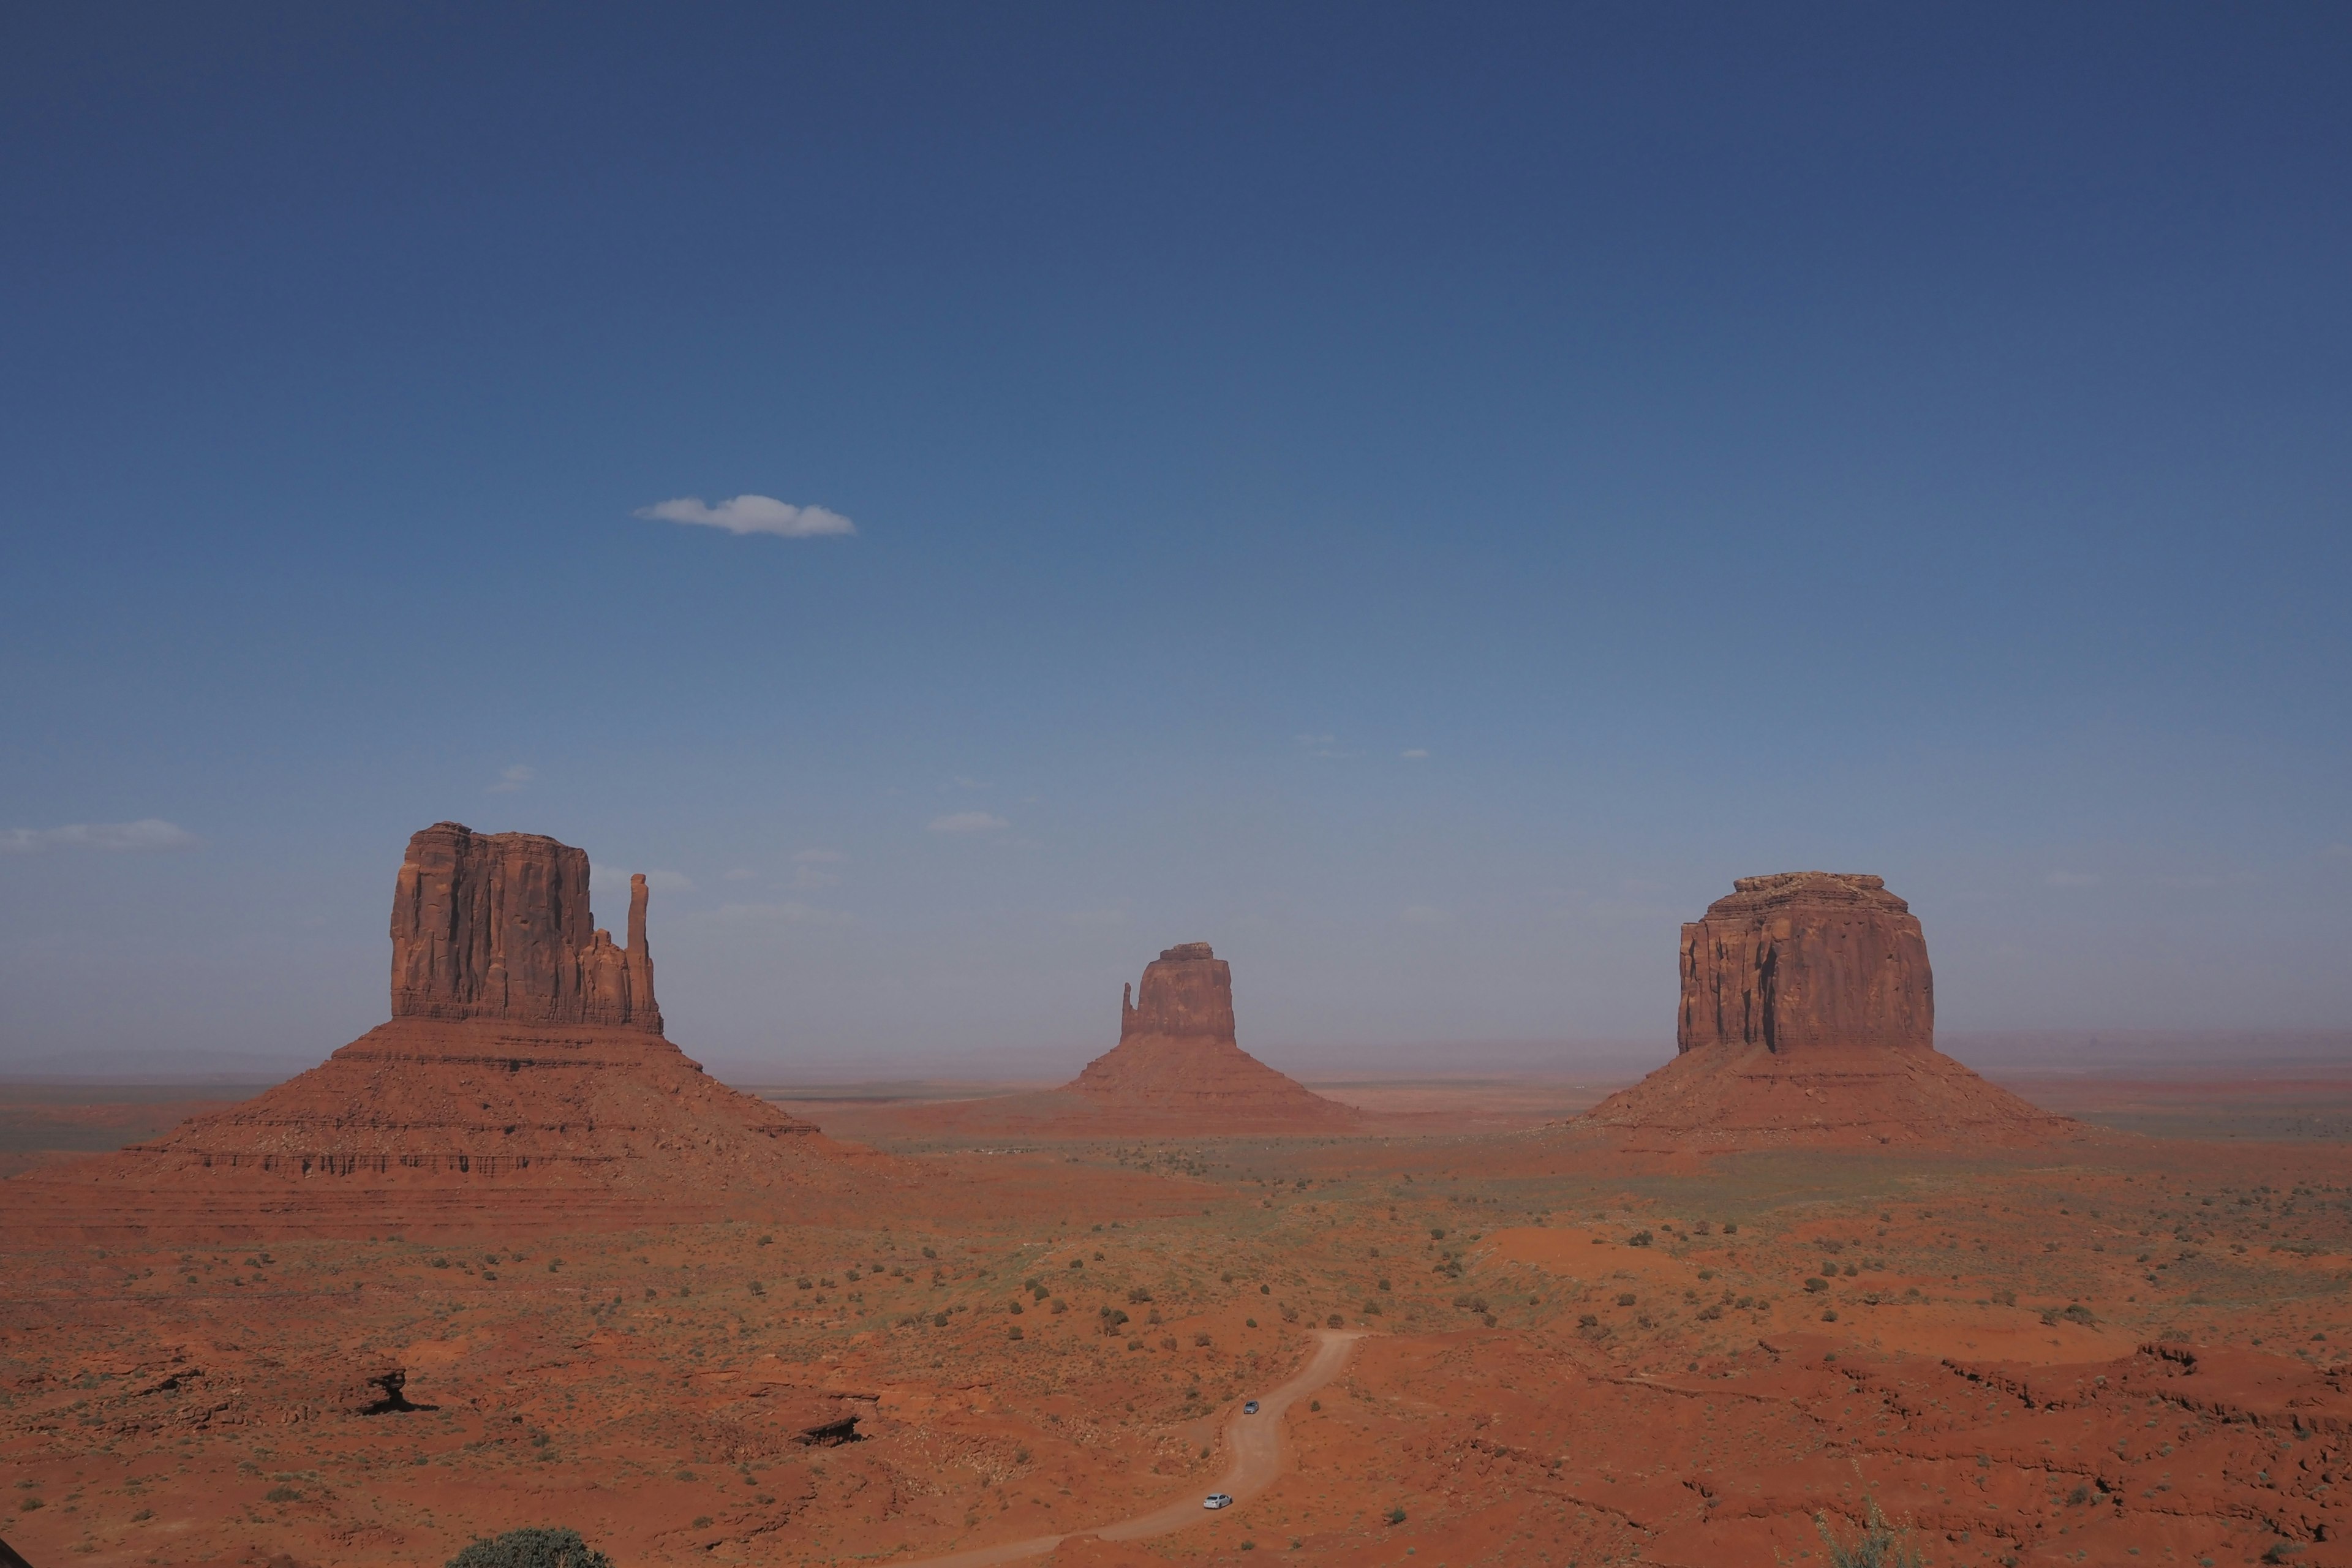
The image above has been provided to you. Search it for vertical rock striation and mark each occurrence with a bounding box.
[1676,872,1932,1057]
[1580,872,2073,1147]
[390,822,660,1032]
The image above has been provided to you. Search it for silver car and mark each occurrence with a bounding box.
[1203,1493,1234,1510]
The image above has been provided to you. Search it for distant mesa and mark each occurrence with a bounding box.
[891,942,1362,1138]
[8,823,870,1235]
[1578,872,2076,1147]
[1067,943,1359,1128]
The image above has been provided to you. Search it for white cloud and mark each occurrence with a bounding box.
[1398,904,1455,924]
[488,764,534,793]
[635,494,856,538]
[793,848,848,864]
[1400,748,1430,760]
[927,812,1008,834]
[791,864,842,891]
[722,867,757,881]
[1294,731,1354,758]
[708,901,854,927]
[640,869,694,892]
[0,818,202,854]
[2045,870,2101,888]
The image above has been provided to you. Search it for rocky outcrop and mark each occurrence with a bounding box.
[1676,872,1932,1056]
[884,942,1362,1138]
[5,824,880,1235]
[1581,873,2075,1148]
[341,1365,418,1415]
[1066,943,1359,1129]
[390,822,660,1032]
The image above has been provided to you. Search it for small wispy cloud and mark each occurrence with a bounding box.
[791,864,842,891]
[2045,870,2101,889]
[794,848,849,864]
[488,764,534,794]
[1294,731,1354,758]
[722,867,757,881]
[928,812,1008,834]
[708,901,854,927]
[1400,748,1430,760]
[0,818,202,854]
[1066,908,1130,927]
[640,869,693,892]
[635,495,856,538]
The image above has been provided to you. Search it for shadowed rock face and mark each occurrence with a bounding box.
[390,822,661,1033]
[1677,872,1932,1057]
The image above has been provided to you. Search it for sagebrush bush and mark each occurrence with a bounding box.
[446,1527,613,1568]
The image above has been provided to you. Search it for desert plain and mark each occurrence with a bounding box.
[7,840,2352,1568]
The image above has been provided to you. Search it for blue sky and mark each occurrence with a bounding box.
[2,4,2347,1075]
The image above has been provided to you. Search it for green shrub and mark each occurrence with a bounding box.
[446,1527,614,1568]
[1815,1501,1923,1568]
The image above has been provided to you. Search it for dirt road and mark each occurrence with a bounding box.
[900,1329,1363,1567]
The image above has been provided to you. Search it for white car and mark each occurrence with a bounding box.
[1203,1493,1234,1510]
[1243,1400,1259,1415]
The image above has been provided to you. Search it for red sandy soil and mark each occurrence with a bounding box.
[765,1077,1619,1148]
[11,1072,2352,1566]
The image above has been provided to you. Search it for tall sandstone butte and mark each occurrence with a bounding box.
[1582,872,2072,1147]
[1064,943,1360,1129]
[9,823,865,1236]
[1676,872,1932,1057]
[390,821,661,1031]
[885,942,1361,1137]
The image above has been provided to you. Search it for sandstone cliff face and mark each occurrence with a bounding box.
[390,822,660,1033]
[1581,872,2073,1148]
[1116,942,1237,1045]
[1677,872,1932,1057]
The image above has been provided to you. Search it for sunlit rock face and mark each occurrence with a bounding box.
[1676,872,1932,1057]
[1581,874,2075,1148]
[390,821,660,1033]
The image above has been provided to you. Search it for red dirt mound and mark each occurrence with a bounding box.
[4,823,878,1237]
[886,944,1362,1139]
[1579,872,2076,1148]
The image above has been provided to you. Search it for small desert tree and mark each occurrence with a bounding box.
[447,1527,614,1568]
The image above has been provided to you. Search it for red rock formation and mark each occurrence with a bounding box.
[1676,873,1932,1057]
[390,822,660,1031]
[890,944,1361,1138]
[6,824,878,1236]
[1582,873,2074,1148]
